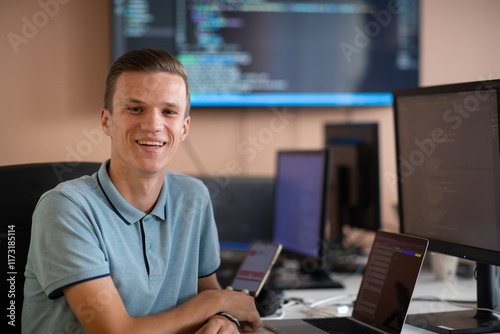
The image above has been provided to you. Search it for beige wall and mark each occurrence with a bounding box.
[0,0,111,164]
[1,0,500,230]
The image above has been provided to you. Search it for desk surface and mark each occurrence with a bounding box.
[253,269,497,333]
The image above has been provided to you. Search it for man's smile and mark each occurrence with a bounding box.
[136,140,166,147]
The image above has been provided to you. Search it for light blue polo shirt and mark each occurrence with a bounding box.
[22,161,220,333]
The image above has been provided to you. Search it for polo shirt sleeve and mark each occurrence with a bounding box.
[29,189,110,299]
[197,184,221,278]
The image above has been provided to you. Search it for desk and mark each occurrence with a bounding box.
[254,269,492,333]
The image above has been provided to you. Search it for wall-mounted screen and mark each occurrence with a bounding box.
[112,0,419,107]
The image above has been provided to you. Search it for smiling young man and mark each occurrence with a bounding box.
[22,49,261,333]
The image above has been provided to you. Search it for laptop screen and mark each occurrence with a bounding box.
[352,231,428,333]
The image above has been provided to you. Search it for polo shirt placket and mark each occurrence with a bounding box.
[140,215,166,282]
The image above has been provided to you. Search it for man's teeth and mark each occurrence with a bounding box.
[137,140,165,147]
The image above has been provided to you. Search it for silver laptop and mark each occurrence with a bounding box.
[263,230,428,334]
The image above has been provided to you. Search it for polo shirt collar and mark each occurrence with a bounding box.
[96,160,167,225]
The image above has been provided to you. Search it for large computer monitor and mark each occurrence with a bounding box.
[272,149,342,288]
[324,123,381,245]
[111,0,419,107]
[393,79,500,333]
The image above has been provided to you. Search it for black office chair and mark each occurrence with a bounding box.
[0,161,101,332]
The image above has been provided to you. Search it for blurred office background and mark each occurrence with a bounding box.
[1,0,500,234]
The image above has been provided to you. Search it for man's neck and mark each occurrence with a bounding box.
[107,161,166,214]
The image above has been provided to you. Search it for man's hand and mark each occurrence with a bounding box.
[196,289,262,332]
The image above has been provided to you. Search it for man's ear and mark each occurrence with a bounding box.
[180,116,190,142]
[101,108,112,137]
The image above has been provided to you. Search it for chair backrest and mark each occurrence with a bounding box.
[0,161,101,331]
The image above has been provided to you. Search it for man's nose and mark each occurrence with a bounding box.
[141,110,163,132]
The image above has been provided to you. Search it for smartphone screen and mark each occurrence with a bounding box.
[230,241,282,297]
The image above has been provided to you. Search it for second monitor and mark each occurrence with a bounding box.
[271,149,343,289]
[324,123,381,246]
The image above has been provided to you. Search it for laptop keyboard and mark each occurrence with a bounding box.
[303,317,381,334]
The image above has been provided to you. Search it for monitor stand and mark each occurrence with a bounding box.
[271,266,344,290]
[406,263,500,334]
[406,309,500,334]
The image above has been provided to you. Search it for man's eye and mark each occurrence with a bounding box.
[163,110,176,115]
[129,107,142,112]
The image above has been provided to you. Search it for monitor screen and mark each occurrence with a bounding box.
[272,149,330,260]
[111,0,419,107]
[324,123,381,244]
[393,79,500,333]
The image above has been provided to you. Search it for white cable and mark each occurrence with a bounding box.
[309,294,355,308]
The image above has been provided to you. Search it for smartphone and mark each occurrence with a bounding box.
[229,241,282,297]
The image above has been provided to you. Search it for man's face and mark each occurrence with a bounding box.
[101,71,190,177]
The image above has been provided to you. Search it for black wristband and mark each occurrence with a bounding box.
[214,312,240,327]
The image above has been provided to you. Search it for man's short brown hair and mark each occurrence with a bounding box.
[104,48,191,116]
